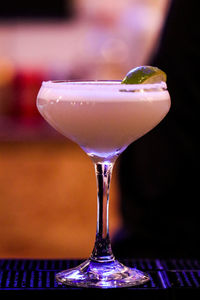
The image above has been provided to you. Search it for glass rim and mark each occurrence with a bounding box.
[41,80,167,91]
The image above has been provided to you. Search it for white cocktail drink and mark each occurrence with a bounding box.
[36,80,171,288]
[37,81,170,162]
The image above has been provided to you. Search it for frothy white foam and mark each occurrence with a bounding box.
[38,81,168,103]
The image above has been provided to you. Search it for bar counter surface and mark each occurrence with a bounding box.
[0,258,200,298]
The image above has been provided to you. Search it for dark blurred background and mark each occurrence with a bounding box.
[112,0,200,259]
[3,0,196,260]
[0,1,73,19]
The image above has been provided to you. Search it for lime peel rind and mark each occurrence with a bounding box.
[121,66,167,84]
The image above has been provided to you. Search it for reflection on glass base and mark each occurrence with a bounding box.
[56,258,150,288]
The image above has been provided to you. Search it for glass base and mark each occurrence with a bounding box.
[56,258,150,288]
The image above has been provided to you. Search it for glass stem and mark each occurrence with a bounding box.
[90,162,115,262]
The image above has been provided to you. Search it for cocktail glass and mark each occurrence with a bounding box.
[36,80,171,288]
